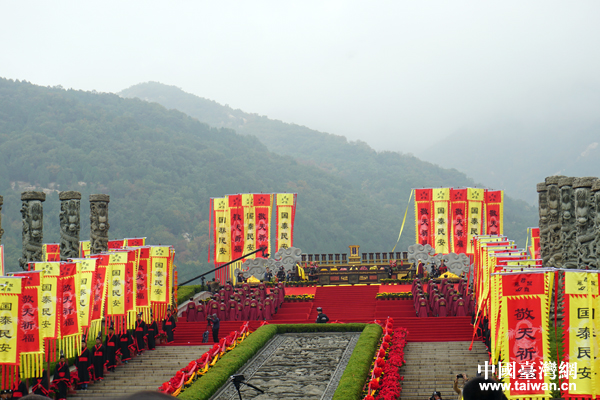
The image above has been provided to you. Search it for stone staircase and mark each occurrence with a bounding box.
[69,345,210,400]
[399,341,489,400]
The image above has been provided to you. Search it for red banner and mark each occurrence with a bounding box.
[229,195,244,261]
[59,263,79,337]
[502,273,546,297]
[485,190,504,236]
[415,189,433,246]
[18,286,40,354]
[126,238,145,247]
[90,255,109,323]
[124,251,135,314]
[254,194,272,257]
[505,296,546,397]
[136,248,150,307]
[450,189,468,254]
[108,240,125,250]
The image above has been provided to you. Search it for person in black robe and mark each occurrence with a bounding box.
[31,370,49,397]
[147,313,159,350]
[162,310,176,344]
[75,339,91,390]
[92,335,106,381]
[53,352,71,400]
[134,313,147,355]
[11,374,27,399]
[119,330,134,363]
[105,325,118,372]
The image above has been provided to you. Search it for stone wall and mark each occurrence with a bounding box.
[538,176,600,269]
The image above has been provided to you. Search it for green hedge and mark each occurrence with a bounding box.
[178,323,381,400]
[177,284,207,305]
[332,324,382,400]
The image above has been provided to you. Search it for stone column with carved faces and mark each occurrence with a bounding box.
[559,177,577,269]
[537,182,549,265]
[545,175,565,268]
[59,191,81,261]
[574,177,598,269]
[19,191,46,270]
[90,194,110,254]
[0,195,3,245]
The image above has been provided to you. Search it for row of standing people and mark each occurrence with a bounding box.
[24,310,175,400]
[413,278,475,318]
[185,282,286,322]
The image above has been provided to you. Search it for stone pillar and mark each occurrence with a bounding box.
[574,177,597,269]
[90,194,110,254]
[0,195,3,245]
[59,191,81,261]
[19,191,46,270]
[593,180,600,268]
[559,177,577,269]
[545,175,565,268]
[537,182,549,265]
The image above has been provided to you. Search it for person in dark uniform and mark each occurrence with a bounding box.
[31,370,49,397]
[208,313,220,343]
[53,351,71,400]
[11,373,27,399]
[147,312,159,350]
[134,312,147,355]
[276,267,286,282]
[75,338,91,390]
[163,308,176,344]
[119,329,134,364]
[105,324,118,372]
[315,307,329,323]
[92,334,106,381]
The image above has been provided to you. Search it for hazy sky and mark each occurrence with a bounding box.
[2,1,599,153]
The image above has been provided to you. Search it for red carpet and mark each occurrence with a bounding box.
[171,285,474,345]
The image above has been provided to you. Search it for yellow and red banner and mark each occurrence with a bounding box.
[450,189,468,254]
[89,254,109,338]
[501,272,551,398]
[70,258,96,332]
[213,197,230,264]
[58,262,81,357]
[229,195,245,261]
[136,247,150,308]
[562,271,600,398]
[242,194,256,260]
[529,228,541,260]
[466,188,485,254]
[432,188,450,254]
[125,238,146,247]
[79,240,90,258]
[415,189,433,247]
[33,262,60,340]
[0,277,23,366]
[276,193,296,251]
[42,244,60,262]
[485,190,504,236]
[107,252,125,317]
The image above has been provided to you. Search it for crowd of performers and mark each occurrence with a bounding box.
[412,277,476,318]
[185,281,286,322]
[3,308,178,399]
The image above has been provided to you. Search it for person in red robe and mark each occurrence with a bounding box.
[258,283,266,301]
[249,297,258,320]
[218,300,227,321]
[185,298,197,322]
[236,301,243,321]
[196,302,206,322]
[227,298,237,321]
[257,300,265,320]
[242,298,251,320]
[224,281,233,302]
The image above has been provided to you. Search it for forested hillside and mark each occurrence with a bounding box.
[0,78,426,282]
[120,82,538,246]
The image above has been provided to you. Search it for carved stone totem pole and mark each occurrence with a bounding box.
[90,194,110,254]
[574,177,597,269]
[559,177,577,269]
[59,191,81,261]
[19,191,46,270]
[0,195,4,245]
[593,180,600,267]
[537,182,549,264]
[545,175,564,268]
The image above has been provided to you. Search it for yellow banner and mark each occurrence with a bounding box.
[567,294,597,395]
[565,271,599,294]
[79,240,90,258]
[276,193,294,251]
[214,197,231,263]
[432,188,450,253]
[0,277,22,364]
[34,263,60,340]
[467,188,484,253]
[71,259,96,329]
[150,247,170,303]
[242,194,256,259]
[107,253,125,315]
